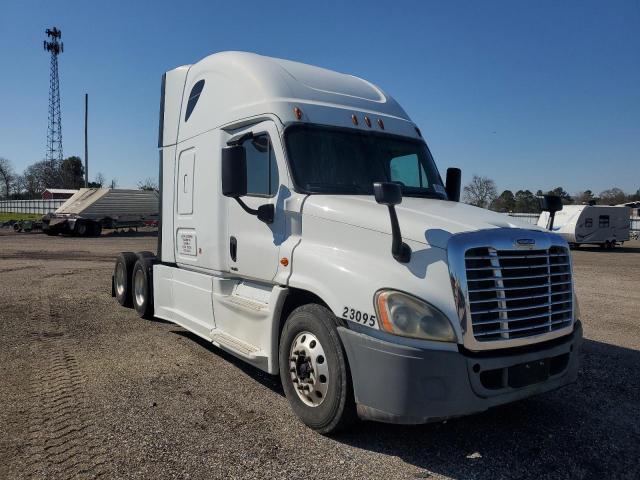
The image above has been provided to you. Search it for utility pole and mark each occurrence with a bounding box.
[84,93,88,188]
[43,27,64,170]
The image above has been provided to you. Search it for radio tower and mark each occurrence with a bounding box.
[43,27,64,165]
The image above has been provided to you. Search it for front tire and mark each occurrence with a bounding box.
[279,304,356,434]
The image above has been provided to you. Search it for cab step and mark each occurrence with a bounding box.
[210,330,262,358]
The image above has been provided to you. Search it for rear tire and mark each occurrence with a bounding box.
[114,252,137,307]
[88,221,102,237]
[132,253,157,319]
[75,220,88,236]
[279,304,356,434]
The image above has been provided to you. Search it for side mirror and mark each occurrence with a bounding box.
[539,194,563,214]
[445,168,461,202]
[374,182,402,206]
[221,145,247,198]
[373,182,411,263]
[221,144,274,224]
[539,194,563,231]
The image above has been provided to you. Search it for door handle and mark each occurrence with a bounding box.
[230,236,237,262]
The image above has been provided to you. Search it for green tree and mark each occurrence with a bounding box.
[60,156,85,188]
[575,190,596,205]
[514,190,540,213]
[88,172,106,188]
[547,186,573,204]
[490,190,516,212]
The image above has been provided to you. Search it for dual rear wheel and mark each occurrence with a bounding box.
[113,251,156,318]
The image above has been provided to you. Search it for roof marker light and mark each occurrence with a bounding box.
[351,114,359,126]
[293,106,303,120]
[364,116,371,127]
[377,118,385,130]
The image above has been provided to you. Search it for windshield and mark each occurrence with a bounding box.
[284,125,447,198]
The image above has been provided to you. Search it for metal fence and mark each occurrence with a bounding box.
[0,199,65,214]
[507,213,540,225]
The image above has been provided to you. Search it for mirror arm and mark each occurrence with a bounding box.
[387,205,412,263]
[234,197,259,216]
[234,198,274,224]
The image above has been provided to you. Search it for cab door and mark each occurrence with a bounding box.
[226,121,286,281]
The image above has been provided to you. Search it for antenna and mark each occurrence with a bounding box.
[43,26,64,173]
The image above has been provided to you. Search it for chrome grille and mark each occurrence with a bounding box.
[465,246,573,341]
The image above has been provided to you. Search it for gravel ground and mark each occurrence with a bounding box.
[0,231,638,480]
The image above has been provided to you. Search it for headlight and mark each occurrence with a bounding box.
[374,290,456,342]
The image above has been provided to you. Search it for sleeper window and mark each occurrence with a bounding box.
[185,80,205,122]
[242,134,279,196]
[598,215,610,228]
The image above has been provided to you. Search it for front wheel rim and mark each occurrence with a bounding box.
[289,331,330,407]
[134,268,145,307]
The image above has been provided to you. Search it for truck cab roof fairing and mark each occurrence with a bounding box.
[160,51,414,146]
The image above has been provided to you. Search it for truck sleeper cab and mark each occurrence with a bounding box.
[113,52,582,433]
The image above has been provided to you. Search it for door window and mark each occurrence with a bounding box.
[584,218,593,228]
[242,134,279,197]
[598,215,610,228]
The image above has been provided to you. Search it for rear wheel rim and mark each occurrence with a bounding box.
[289,331,330,407]
[115,263,126,297]
[134,268,145,307]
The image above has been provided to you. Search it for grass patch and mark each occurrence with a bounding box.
[0,213,43,222]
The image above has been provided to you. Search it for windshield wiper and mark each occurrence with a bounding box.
[304,183,370,194]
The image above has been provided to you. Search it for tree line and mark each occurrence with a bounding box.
[0,156,146,199]
[463,175,639,213]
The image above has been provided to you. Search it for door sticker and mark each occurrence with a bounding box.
[178,230,197,256]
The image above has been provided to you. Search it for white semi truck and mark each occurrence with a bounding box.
[112,52,582,433]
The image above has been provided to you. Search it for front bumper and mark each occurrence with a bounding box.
[338,321,582,424]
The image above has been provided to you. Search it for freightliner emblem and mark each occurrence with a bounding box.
[515,238,536,249]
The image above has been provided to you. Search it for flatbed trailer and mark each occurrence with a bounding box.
[43,188,159,237]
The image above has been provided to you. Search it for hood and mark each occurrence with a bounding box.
[302,195,543,249]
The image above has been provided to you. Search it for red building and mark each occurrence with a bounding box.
[41,188,78,200]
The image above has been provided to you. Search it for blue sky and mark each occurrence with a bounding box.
[1,0,638,194]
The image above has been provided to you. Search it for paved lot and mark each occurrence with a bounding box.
[0,231,638,480]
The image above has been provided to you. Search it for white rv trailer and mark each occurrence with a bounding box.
[537,204,630,248]
[112,52,582,433]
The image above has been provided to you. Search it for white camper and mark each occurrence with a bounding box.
[537,204,630,248]
[111,52,582,433]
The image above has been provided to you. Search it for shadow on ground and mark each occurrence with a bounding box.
[172,330,284,395]
[173,329,640,479]
[573,243,640,254]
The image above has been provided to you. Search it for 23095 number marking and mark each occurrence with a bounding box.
[342,306,376,327]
